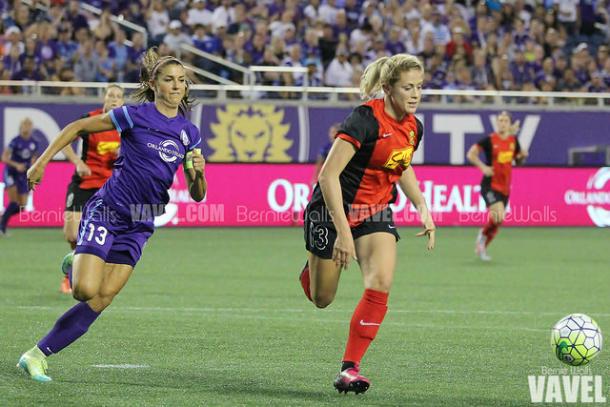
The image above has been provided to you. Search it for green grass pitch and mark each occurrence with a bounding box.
[1,227,608,406]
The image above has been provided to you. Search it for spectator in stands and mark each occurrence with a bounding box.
[3,46,23,77]
[187,0,213,27]
[20,35,41,68]
[557,68,584,92]
[6,4,32,32]
[588,71,608,93]
[163,20,192,54]
[95,40,115,82]
[73,39,99,82]
[211,0,231,30]
[93,7,114,42]
[319,23,338,68]
[4,25,24,56]
[472,49,495,90]
[325,47,352,87]
[595,44,608,70]
[430,8,451,46]
[386,26,406,55]
[1,0,608,100]
[147,0,170,45]
[36,23,57,64]
[304,0,321,25]
[11,55,43,82]
[245,32,266,65]
[46,4,65,29]
[66,0,89,33]
[446,26,474,64]
[108,29,129,81]
[227,3,252,35]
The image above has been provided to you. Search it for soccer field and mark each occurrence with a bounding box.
[1,227,608,406]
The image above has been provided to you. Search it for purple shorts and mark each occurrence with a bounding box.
[3,167,28,194]
[75,197,154,267]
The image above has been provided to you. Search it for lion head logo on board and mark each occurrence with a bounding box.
[208,104,292,162]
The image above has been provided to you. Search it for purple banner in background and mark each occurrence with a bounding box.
[0,102,607,165]
[308,108,609,166]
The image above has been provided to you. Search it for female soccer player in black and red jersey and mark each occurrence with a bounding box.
[466,111,528,261]
[299,54,436,394]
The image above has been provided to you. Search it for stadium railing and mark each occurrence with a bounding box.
[0,80,609,109]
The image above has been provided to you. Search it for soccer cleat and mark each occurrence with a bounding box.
[17,346,52,382]
[60,251,74,294]
[333,365,370,395]
[61,251,74,276]
[60,275,72,294]
[475,230,491,261]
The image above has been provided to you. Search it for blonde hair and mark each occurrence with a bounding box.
[131,47,193,115]
[359,54,424,100]
[105,83,124,94]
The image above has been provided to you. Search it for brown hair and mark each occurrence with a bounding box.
[359,54,424,100]
[131,47,193,115]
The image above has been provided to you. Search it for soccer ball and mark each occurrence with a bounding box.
[551,313,602,366]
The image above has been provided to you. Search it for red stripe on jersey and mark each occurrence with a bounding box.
[337,133,362,149]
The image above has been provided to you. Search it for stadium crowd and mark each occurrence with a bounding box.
[0,0,608,98]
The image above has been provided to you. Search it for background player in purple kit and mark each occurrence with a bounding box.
[311,123,341,185]
[17,48,206,382]
[1,118,38,235]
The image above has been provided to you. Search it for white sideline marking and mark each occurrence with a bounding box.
[92,364,149,369]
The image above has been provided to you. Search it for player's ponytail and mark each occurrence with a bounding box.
[132,47,194,116]
[360,54,424,100]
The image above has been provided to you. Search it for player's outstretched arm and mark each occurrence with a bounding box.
[466,144,493,176]
[318,138,358,268]
[27,114,115,189]
[398,166,435,251]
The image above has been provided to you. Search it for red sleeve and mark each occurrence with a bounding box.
[336,132,362,149]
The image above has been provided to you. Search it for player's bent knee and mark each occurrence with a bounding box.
[312,292,335,308]
[72,282,99,302]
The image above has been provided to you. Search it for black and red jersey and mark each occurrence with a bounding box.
[72,108,121,190]
[476,132,521,196]
[308,98,423,227]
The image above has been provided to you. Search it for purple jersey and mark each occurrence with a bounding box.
[7,135,38,168]
[103,102,201,220]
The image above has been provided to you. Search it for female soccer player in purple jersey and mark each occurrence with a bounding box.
[17,48,206,382]
[1,118,38,235]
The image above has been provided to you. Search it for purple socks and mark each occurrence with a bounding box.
[37,302,101,356]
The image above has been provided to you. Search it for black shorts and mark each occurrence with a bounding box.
[65,180,98,212]
[304,205,400,260]
[481,182,509,207]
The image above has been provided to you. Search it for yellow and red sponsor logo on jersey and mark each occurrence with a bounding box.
[497,150,514,164]
[384,146,414,170]
[97,141,120,155]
